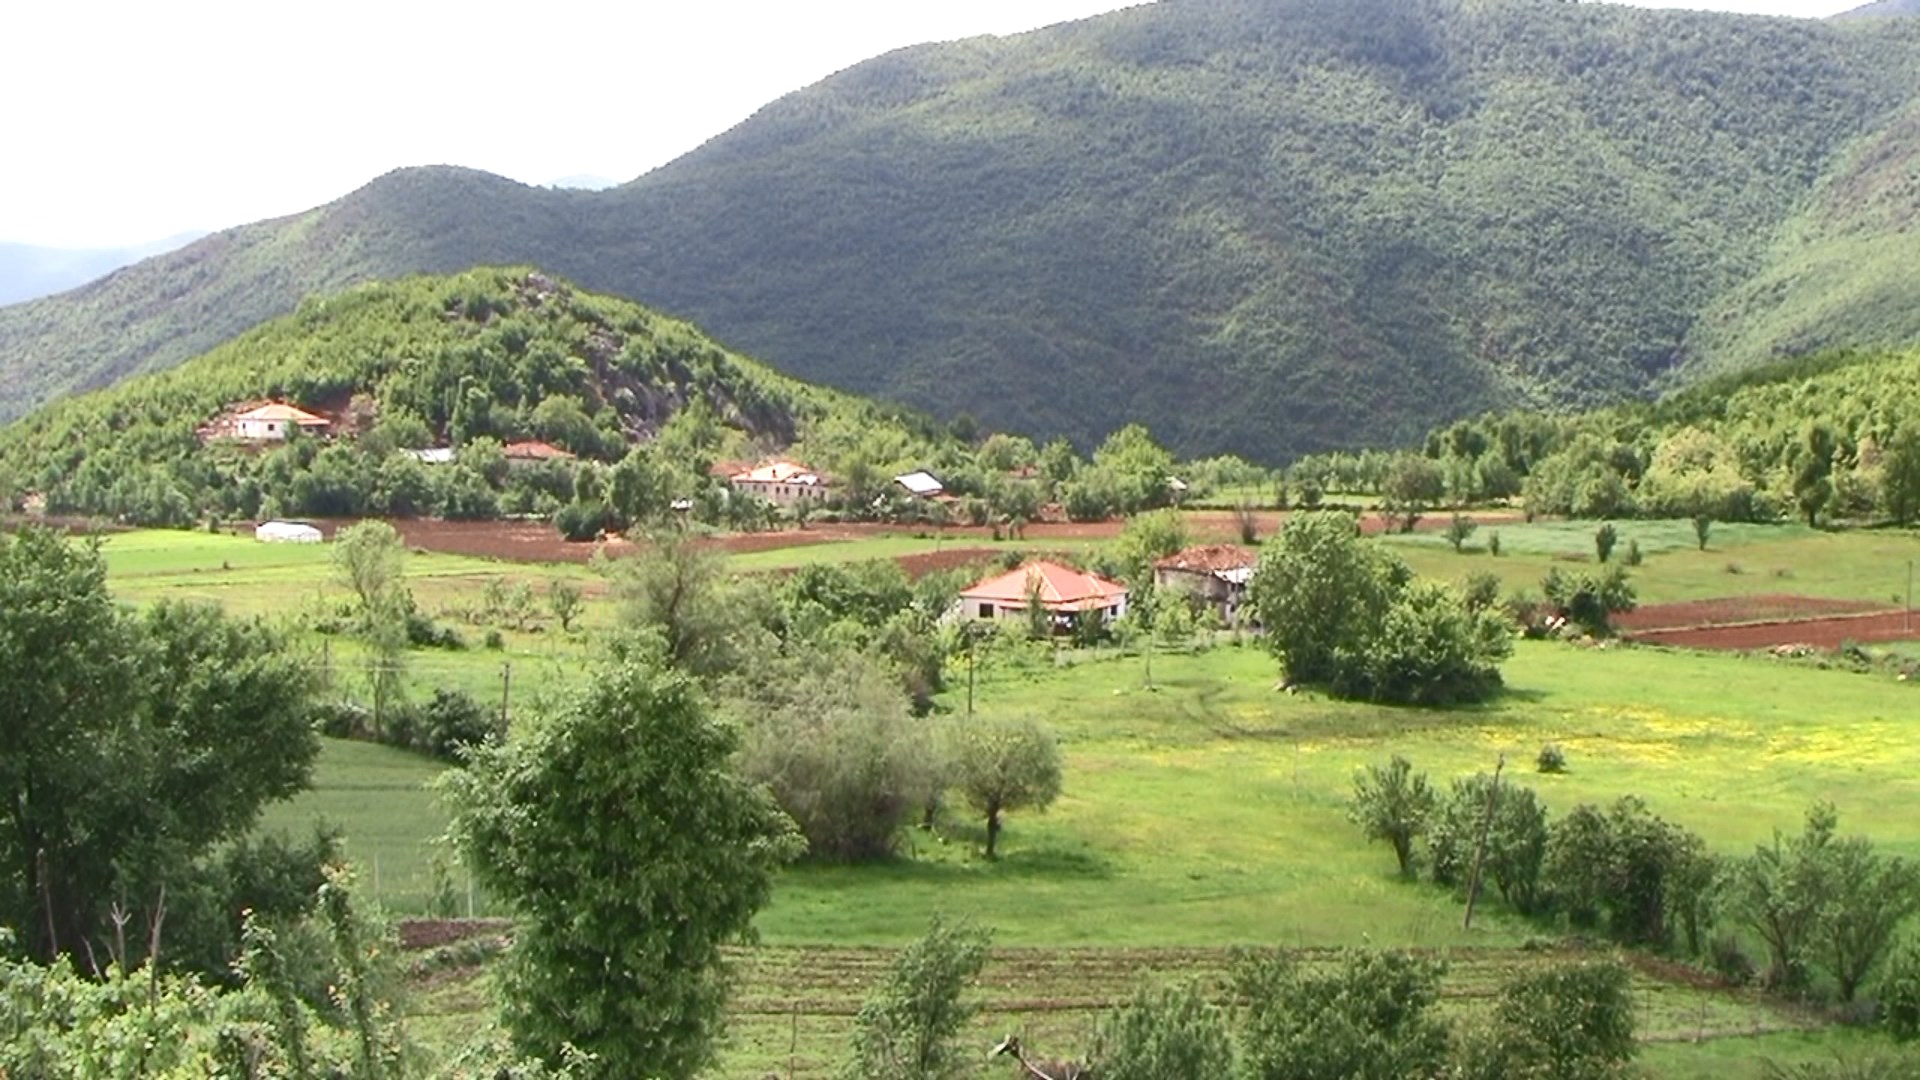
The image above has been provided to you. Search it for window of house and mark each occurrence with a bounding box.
[978,603,994,618]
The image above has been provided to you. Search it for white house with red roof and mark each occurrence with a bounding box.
[729,460,833,506]
[953,560,1128,628]
[230,402,330,441]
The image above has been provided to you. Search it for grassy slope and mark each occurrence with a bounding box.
[7,2,1920,457]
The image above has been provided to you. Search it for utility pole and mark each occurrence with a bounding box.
[1907,560,1913,635]
[1462,754,1506,931]
[499,662,512,737]
[966,634,976,716]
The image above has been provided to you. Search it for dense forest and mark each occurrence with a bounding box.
[1287,348,1920,529]
[3,0,1919,458]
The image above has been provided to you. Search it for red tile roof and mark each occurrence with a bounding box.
[502,440,576,460]
[957,561,1128,612]
[1154,544,1257,574]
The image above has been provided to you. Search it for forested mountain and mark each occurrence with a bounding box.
[0,268,954,526]
[5,0,1920,460]
[0,232,204,305]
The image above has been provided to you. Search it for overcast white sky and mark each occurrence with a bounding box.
[0,0,1862,248]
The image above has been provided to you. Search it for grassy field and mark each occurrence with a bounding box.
[95,521,1920,1076]
[1390,517,1920,607]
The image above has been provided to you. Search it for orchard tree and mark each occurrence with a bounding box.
[442,649,801,1077]
[952,717,1063,859]
[1349,756,1436,878]
[1091,981,1234,1080]
[1235,948,1450,1080]
[331,519,406,622]
[1794,422,1837,527]
[1882,428,1920,526]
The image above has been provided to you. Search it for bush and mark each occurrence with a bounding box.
[1091,981,1234,1080]
[1488,530,1502,557]
[405,607,465,649]
[1624,538,1643,567]
[1235,948,1450,1080]
[484,629,504,650]
[1425,774,1550,915]
[1542,564,1637,637]
[419,688,495,759]
[1456,962,1636,1080]
[1537,742,1567,773]
[843,917,990,1080]
[1882,939,1920,1040]
[1349,755,1435,878]
[310,699,371,739]
[1595,522,1619,563]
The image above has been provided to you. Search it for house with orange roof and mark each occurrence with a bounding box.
[953,560,1128,629]
[229,402,330,442]
[1154,544,1258,625]
[729,459,833,507]
[502,440,577,467]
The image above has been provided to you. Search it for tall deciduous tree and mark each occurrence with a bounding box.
[441,652,800,1077]
[952,717,1063,859]
[0,527,316,965]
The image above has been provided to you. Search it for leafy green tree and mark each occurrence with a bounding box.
[1235,948,1450,1080]
[1379,454,1445,533]
[952,716,1063,859]
[727,648,944,861]
[1811,830,1920,1002]
[1721,802,1838,990]
[1693,513,1712,550]
[0,527,316,966]
[1882,428,1920,527]
[1455,962,1636,1080]
[1090,980,1234,1080]
[1349,756,1436,878]
[332,520,406,622]
[1112,507,1189,582]
[547,578,584,632]
[1542,564,1636,636]
[1092,424,1177,514]
[1594,522,1618,564]
[1445,511,1478,553]
[1427,774,1550,915]
[842,916,990,1080]
[1249,513,1512,704]
[441,651,801,1077]
[1794,422,1837,528]
[1544,797,1708,948]
[1880,939,1920,1041]
[610,534,767,681]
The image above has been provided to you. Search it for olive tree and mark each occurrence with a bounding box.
[842,916,990,1080]
[951,717,1063,859]
[441,650,801,1077]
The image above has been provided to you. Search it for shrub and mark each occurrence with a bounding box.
[484,629,504,650]
[1624,539,1643,567]
[1091,981,1234,1080]
[843,917,990,1080]
[1425,774,1550,914]
[1488,530,1502,557]
[1349,755,1435,878]
[1882,939,1920,1041]
[1445,511,1478,553]
[1235,948,1450,1080]
[310,699,370,739]
[419,687,494,759]
[1693,514,1713,551]
[1457,962,1636,1080]
[1537,742,1567,774]
[1542,564,1637,637]
[1595,522,1619,563]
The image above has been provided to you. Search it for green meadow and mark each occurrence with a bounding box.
[96,519,1920,1076]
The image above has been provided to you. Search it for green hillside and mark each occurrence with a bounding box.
[0,268,950,526]
[5,0,1920,459]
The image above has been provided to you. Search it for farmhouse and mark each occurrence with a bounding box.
[254,520,322,543]
[225,402,331,442]
[954,561,1128,630]
[730,460,833,506]
[1154,544,1257,625]
[502,441,576,467]
[894,470,945,498]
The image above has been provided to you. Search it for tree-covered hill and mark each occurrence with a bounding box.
[6,0,1920,460]
[0,268,954,526]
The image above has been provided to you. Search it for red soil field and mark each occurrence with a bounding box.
[1614,594,1889,633]
[1632,611,1920,651]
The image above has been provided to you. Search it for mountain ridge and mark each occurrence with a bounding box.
[5,0,1920,459]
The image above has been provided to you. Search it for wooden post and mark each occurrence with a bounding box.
[1462,754,1506,931]
[499,662,512,736]
[966,637,975,716]
[321,637,331,695]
